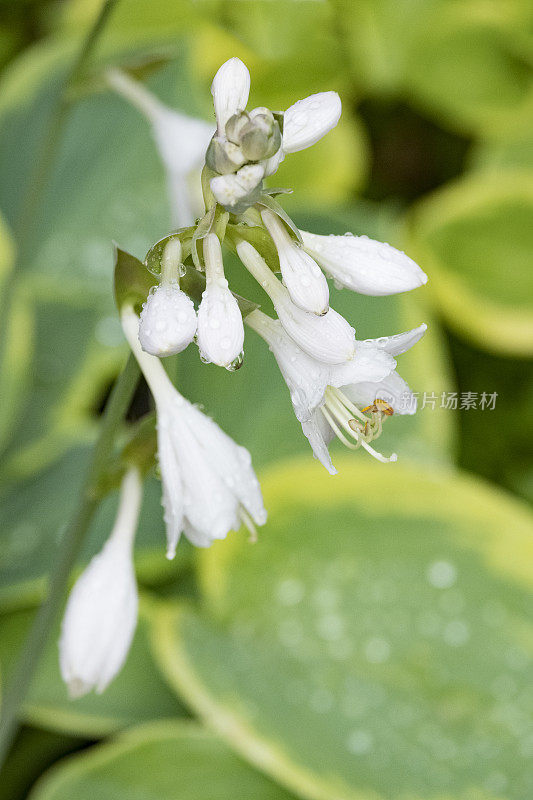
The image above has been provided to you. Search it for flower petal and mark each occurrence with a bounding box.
[210,163,264,210]
[183,401,267,526]
[282,91,341,153]
[246,310,329,421]
[211,57,250,134]
[330,342,396,388]
[343,370,417,415]
[157,408,185,559]
[363,323,427,356]
[300,231,428,295]
[301,413,337,475]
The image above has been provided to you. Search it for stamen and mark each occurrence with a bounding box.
[240,507,258,543]
[321,407,359,449]
[360,438,398,463]
[326,386,367,422]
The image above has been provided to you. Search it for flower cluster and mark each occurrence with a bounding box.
[60,57,428,698]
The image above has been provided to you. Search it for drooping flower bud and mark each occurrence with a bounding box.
[59,468,141,697]
[197,233,244,368]
[282,91,342,153]
[261,207,329,315]
[300,231,428,295]
[237,239,355,364]
[138,239,197,357]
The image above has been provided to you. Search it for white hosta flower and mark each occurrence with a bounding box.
[237,239,355,364]
[300,230,428,296]
[261,208,329,315]
[282,91,342,153]
[210,163,264,211]
[247,309,426,472]
[60,468,141,697]
[197,234,244,367]
[106,69,213,227]
[211,57,251,135]
[138,239,197,357]
[122,306,266,559]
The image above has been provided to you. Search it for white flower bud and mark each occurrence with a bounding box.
[59,469,141,698]
[261,208,329,315]
[138,238,197,357]
[211,58,250,135]
[237,240,355,364]
[138,284,197,357]
[210,163,264,212]
[300,230,428,296]
[282,91,341,153]
[197,234,244,367]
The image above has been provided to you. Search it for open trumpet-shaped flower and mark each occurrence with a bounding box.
[237,239,355,364]
[122,305,266,559]
[138,238,197,357]
[197,233,244,367]
[59,468,141,697]
[300,230,428,296]
[246,308,426,473]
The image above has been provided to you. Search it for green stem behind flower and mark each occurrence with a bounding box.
[0,354,140,771]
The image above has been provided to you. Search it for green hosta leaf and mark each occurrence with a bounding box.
[0,598,186,737]
[151,456,533,800]
[28,720,297,800]
[0,446,177,610]
[0,282,126,482]
[406,170,533,356]
[0,728,83,800]
[404,6,533,138]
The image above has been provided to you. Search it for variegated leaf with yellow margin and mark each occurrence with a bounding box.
[150,455,533,800]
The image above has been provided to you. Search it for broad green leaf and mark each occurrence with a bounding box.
[404,6,533,137]
[0,597,186,737]
[28,720,297,800]
[0,281,126,482]
[0,727,83,800]
[0,446,178,609]
[407,170,533,355]
[151,455,533,800]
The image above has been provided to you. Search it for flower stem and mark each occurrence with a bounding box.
[0,354,140,771]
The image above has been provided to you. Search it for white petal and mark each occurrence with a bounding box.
[237,241,354,365]
[262,147,285,176]
[275,296,355,365]
[210,163,264,209]
[261,208,329,314]
[59,539,138,697]
[363,324,427,356]
[168,405,240,541]
[197,234,244,366]
[211,57,250,134]
[343,371,416,415]
[301,413,337,475]
[282,91,341,153]
[330,342,396,388]
[246,310,328,421]
[183,401,267,526]
[138,284,197,357]
[300,231,428,295]
[157,408,184,559]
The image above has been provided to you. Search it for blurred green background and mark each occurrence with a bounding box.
[0,1,532,798]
